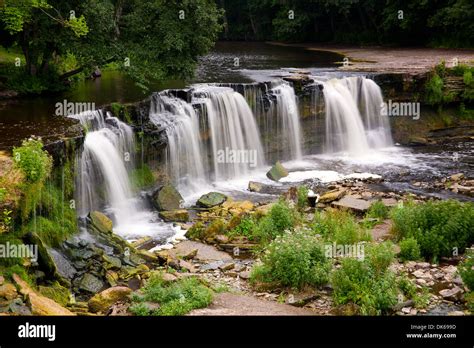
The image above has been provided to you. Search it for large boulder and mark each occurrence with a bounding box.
[89,211,113,234]
[196,192,227,208]
[152,184,183,211]
[77,273,105,294]
[266,161,288,181]
[159,209,189,222]
[88,286,132,313]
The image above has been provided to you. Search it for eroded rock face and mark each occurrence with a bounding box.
[89,211,113,234]
[151,184,183,211]
[88,286,132,313]
[159,209,189,222]
[197,192,227,208]
[266,161,288,181]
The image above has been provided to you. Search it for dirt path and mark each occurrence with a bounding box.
[189,293,315,316]
[268,42,474,74]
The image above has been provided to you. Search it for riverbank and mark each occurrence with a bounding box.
[267,42,474,74]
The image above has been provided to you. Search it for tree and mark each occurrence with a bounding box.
[0,0,223,93]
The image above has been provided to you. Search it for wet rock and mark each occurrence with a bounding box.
[88,286,132,313]
[439,287,463,302]
[151,184,183,211]
[266,161,288,181]
[219,262,235,271]
[0,283,17,300]
[102,254,122,270]
[159,209,189,222]
[332,196,372,213]
[77,274,105,294]
[319,189,346,203]
[248,181,263,192]
[89,211,113,234]
[450,173,464,182]
[197,192,227,208]
[178,260,197,273]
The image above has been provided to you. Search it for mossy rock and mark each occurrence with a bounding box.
[77,273,105,294]
[266,161,289,181]
[89,211,113,234]
[159,209,189,222]
[88,286,132,313]
[38,282,70,307]
[196,192,227,208]
[152,184,183,211]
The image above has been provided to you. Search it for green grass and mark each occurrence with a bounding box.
[312,209,371,244]
[130,165,155,189]
[129,273,213,316]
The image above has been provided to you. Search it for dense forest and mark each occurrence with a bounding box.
[217,0,474,47]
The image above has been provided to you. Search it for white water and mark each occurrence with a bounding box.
[321,76,392,155]
[269,83,303,160]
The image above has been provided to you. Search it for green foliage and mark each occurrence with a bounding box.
[399,237,422,262]
[12,139,52,183]
[391,200,474,261]
[397,275,431,309]
[425,73,445,105]
[458,256,474,291]
[296,185,309,210]
[465,291,474,312]
[38,282,70,306]
[0,188,6,203]
[253,201,296,243]
[250,229,331,289]
[130,274,213,316]
[130,165,155,189]
[1,264,33,285]
[186,221,206,240]
[331,242,397,315]
[228,215,257,240]
[366,200,389,220]
[312,210,370,245]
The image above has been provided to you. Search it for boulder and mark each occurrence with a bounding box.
[152,184,183,211]
[0,283,17,300]
[89,211,113,234]
[266,161,288,181]
[77,273,105,294]
[248,181,263,192]
[88,286,132,313]
[332,196,372,213]
[439,287,463,302]
[197,192,227,208]
[450,173,464,182]
[319,189,346,203]
[159,209,189,222]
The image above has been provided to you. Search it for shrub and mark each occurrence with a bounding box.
[0,188,6,203]
[254,201,296,243]
[391,200,474,262]
[12,138,52,183]
[130,274,212,316]
[366,200,389,220]
[458,256,474,291]
[297,185,309,210]
[250,229,331,289]
[397,275,430,309]
[331,242,398,315]
[228,216,257,240]
[425,73,444,105]
[399,237,421,261]
[312,210,370,244]
[187,219,226,241]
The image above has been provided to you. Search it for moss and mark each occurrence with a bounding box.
[130,164,155,189]
[38,282,70,306]
[1,264,34,286]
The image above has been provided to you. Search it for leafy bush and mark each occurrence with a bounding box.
[130,274,212,316]
[397,275,431,309]
[425,73,444,105]
[254,201,296,242]
[250,229,331,289]
[228,216,257,240]
[187,219,226,241]
[331,242,398,315]
[366,200,389,220]
[297,185,309,210]
[399,237,422,261]
[0,188,6,203]
[458,256,474,291]
[312,210,370,244]
[391,200,474,261]
[13,138,52,183]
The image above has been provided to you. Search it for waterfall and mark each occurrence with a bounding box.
[268,83,303,160]
[149,94,207,196]
[71,110,138,224]
[320,76,392,155]
[197,86,265,181]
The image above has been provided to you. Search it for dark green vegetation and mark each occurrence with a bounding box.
[218,0,474,47]
[130,273,213,316]
[0,0,223,94]
[391,200,474,262]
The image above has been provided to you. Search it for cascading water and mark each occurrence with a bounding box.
[320,76,392,155]
[268,83,303,160]
[149,94,207,196]
[197,86,265,181]
[71,110,181,244]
